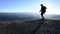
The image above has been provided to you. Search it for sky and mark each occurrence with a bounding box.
[0,0,60,14]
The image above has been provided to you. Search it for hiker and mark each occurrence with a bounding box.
[39,4,47,18]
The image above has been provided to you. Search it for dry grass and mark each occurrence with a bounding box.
[0,19,60,34]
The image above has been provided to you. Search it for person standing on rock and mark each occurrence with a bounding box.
[39,4,47,19]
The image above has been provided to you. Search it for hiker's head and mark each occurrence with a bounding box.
[41,4,43,6]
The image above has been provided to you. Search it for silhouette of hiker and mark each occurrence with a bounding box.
[39,4,47,19]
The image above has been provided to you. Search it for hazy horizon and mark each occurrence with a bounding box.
[0,13,59,20]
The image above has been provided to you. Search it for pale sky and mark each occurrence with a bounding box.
[0,0,60,14]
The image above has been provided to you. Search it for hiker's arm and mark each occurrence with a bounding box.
[39,7,42,12]
[39,10,41,12]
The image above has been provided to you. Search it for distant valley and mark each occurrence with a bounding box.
[0,12,60,21]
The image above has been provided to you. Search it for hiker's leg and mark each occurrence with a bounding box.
[41,12,45,20]
[41,12,43,17]
[41,11,46,17]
